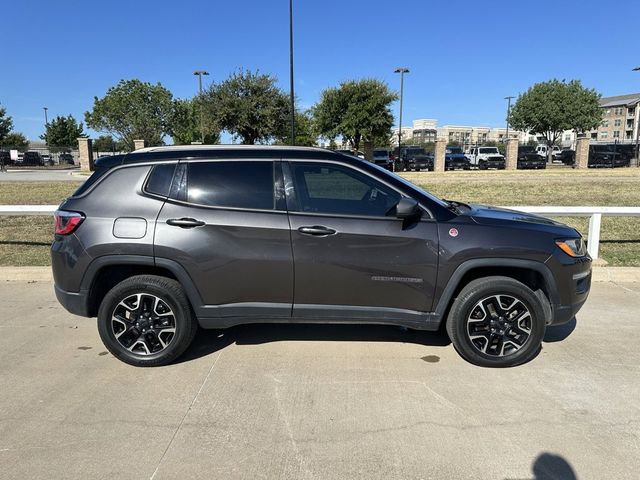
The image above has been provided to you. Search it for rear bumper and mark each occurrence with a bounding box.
[54,284,90,317]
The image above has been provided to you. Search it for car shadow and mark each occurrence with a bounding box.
[177,323,451,364]
[543,317,577,343]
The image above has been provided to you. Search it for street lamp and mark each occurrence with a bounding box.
[193,70,210,143]
[504,96,514,142]
[289,0,295,145]
[633,67,640,164]
[43,107,48,125]
[394,67,409,171]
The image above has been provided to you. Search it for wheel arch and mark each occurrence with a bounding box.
[434,258,557,326]
[81,255,203,317]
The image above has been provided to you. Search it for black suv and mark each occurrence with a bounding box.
[52,146,591,368]
[396,146,434,171]
[517,146,546,169]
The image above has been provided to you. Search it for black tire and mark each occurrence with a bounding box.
[446,276,545,367]
[97,275,198,367]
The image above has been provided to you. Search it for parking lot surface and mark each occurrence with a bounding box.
[0,169,84,182]
[0,281,638,479]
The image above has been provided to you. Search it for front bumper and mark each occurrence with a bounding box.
[547,255,592,325]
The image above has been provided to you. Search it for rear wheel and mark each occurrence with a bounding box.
[446,277,545,367]
[97,275,198,367]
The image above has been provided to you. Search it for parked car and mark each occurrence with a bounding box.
[396,146,434,171]
[372,149,392,169]
[52,146,591,368]
[535,145,561,160]
[0,150,11,167]
[558,149,576,166]
[58,153,75,165]
[603,143,635,164]
[22,151,43,166]
[517,146,546,169]
[444,146,471,170]
[465,146,505,169]
[41,154,54,166]
[588,145,628,168]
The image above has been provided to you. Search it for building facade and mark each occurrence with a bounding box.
[589,93,640,143]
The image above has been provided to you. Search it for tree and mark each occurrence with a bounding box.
[3,132,29,150]
[508,79,602,163]
[312,79,397,160]
[93,135,127,153]
[40,114,84,147]
[85,79,174,151]
[169,98,220,145]
[0,103,13,144]
[274,110,317,146]
[202,70,289,144]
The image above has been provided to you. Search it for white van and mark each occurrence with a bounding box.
[536,145,561,160]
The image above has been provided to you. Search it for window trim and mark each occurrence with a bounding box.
[142,162,178,199]
[283,159,434,220]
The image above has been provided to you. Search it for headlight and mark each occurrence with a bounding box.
[555,238,587,257]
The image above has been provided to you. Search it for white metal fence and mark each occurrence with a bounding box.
[1,205,639,260]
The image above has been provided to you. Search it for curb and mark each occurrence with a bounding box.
[2,266,640,283]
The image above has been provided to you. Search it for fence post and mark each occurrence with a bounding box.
[434,138,446,172]
[587,213,602,259]
[505,138,519,170]
[77,137,94,172]
[575,137,590,169]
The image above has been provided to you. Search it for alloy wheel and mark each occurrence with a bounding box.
[111,293,176,355]
[466,294,532,357]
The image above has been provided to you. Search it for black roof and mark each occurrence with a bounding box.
[94,145,356,169]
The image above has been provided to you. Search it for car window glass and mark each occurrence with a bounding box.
[187,161,274,210]
[291,163,401,217]
[145,163,176,197]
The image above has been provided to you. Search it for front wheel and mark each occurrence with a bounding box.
[446,277,546,367]
[97,275,198,367]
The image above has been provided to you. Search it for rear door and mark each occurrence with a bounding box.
[154,159,293,319]
[284,160,439,325]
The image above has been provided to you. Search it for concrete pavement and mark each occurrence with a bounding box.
[0,281,638,479]
[0,169,84,182]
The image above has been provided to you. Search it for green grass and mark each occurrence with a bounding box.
[1,171,639,266]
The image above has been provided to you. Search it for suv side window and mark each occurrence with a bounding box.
[145,163,177,197]
[289,162,401,217]
[186,161,275,210]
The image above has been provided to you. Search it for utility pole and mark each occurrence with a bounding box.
[504,96,514,142]
[394,68,409,171]
[193,70,210,143]
[289,0,295,145]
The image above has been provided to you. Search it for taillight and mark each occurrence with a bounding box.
[54,210,85,235]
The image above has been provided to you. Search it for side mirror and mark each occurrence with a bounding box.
[395,197,421,219]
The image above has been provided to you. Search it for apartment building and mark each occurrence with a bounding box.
[590,93,640,143]
[392,120,519,146]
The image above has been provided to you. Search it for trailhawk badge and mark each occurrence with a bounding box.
[449,227,459,237]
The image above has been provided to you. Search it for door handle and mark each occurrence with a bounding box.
[166,217,206,228]
[298,225,337,236]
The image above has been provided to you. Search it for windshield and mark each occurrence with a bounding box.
[373,150,388,157]
[479,147,499,154]
[446,147,463,154]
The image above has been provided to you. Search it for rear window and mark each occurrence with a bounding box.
[71,167,110,197]
[145,163,176,197]
[186,161,275,210]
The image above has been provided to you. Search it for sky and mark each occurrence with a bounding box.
[2,0,640,142]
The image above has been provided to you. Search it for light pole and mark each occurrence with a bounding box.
[632,67,640,164]
[504,96,514,142]
[394,67,409,171]
[193,70,210,143]
[289,0,295,145]
[43,107,48,125]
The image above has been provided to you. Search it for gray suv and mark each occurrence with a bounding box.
[52,146,591,367]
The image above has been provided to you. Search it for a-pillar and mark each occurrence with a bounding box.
[575,137,590,169]
[505,137,519,170]
[77,137,94,172]
[434,138,446,172]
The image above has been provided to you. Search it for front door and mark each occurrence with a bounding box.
[284,160,439,325]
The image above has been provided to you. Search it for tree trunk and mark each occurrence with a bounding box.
[363,141,374,161]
